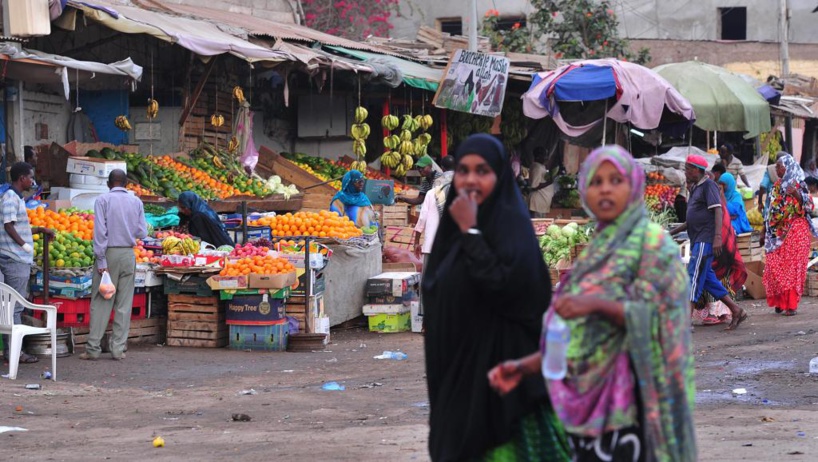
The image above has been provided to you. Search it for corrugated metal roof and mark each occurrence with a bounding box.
[151,1,404,57]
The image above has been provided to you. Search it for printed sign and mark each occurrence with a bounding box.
[433,49,510,117]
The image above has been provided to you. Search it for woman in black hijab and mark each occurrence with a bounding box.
[423,134,569,461]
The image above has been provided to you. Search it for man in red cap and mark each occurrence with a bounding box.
[671,154,748,331]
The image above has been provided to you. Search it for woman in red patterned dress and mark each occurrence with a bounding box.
[762,153,818,315]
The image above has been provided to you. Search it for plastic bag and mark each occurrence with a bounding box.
[99,271,116,300]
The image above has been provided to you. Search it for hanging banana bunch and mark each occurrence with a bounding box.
[232,86,246,104]
[227,136,239,154]
[419,114,434,131]
[350,106,370,172]
[354,106,368,124]
[210,113,225,127]
[146,99,159,120]
[115,115,132,131]
[402,114,421,133]
[381,114,399,131]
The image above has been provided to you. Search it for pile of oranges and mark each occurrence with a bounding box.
[126,183,154,196]
[250,211,362,239]
[220,255,295,276]
[27,207,94,241]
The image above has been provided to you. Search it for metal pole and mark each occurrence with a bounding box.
[780,0,790,77]
[42,232,50,304]
[469,0,478,52]
[240,201,248,245]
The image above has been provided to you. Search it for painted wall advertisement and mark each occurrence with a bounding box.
[432,50,509,118]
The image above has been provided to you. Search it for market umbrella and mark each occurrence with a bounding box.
[522,58,695,139]
[653,61,772,139]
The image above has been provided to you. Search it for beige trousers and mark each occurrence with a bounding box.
[86,248,136,358]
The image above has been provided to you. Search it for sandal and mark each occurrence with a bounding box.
[775,308,783,314]
[724,310,749,331]
[702,315,722,325]
[783,310,797,317]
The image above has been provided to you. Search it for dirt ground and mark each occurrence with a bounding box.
[3,297,818,461]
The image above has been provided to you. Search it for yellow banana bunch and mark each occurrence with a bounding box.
[413,139,428,157]
[400,129,413,141]
[381,114,400,131]
[213,156,225,169]
[182,237,200,255]
[210,114,225,127]
[228,136,239,153]
[146,99,159,120]
[394,164,407,177]
[402,154,414,170]
[353,139,367,157]
[402,114,420,132]
[162,237,182,254]
[380,151,402,168]
[233,86,246,104]
[417,133,432,145]
[350,160,367,173]
[354,106,368,124]
[351,123,370,140]
[383,135,401,150]
[419,114,434,131]
[115,115,132,131]
[399,140,415,156]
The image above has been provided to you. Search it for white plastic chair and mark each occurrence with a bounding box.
[0,282,57,380]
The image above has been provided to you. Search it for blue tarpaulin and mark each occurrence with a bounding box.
[549,65,619,102]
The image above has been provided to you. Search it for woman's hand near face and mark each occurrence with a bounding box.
[450,189,478,233]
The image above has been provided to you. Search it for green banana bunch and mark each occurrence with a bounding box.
[354,106,368,124]
[351,123,370,140]
[353,139,367,157]
[381,114,399,131]
[402,114,420,132]
[417,133,432,145]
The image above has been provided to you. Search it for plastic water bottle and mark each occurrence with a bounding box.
[542,314,570,380]
[810,357,818,374]
[378,351,407,360]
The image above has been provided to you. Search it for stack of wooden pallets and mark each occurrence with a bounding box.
[166,294,227,348]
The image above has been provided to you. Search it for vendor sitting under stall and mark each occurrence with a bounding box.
[177,192,234,247]
[329,170,376,228]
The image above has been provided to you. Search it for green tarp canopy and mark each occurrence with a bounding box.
[325,46,442,91]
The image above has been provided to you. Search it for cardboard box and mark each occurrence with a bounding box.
[367,289,418,305]
[744,261,765,300]
[229,322,289,351]
[66,157,127,178]
[367,312,411,333]
[224,294,286,325]
[135,266,163,288]
[41,199,72,211]
[206,275,249,290]
[219,287,289,301]
[363,303,411,316]
[281,252,326,270]
[248,271,297,289]
[365,272,421,297]
[410,300,423,333]
[364,179,395,205]
[227,226,272,244]
[291,268,326,297]
[63,141,138,157]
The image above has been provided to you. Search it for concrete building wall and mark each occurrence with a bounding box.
[392,0,531,40]
[22,89,71,148]
[161,0,297,23]
[618,0,818,43]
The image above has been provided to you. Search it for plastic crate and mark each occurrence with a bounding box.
[229,321,289,351]
[33,293,147,327]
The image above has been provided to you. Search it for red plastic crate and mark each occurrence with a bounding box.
[33,293,147,327]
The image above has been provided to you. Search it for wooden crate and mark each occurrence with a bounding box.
[301,191,335,213]
[166,294,228,348]
[805,272,818,297]
[384,225,421,250]
[72,316,167,351]
[260,147,337,195]
[375,204,410,227]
